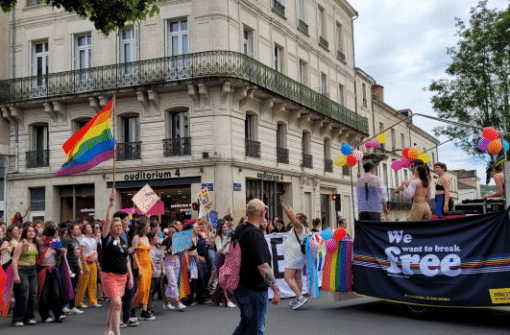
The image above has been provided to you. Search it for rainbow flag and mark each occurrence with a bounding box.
[55,100,116,177]
[178,253,191,300]
[322,240,353,292]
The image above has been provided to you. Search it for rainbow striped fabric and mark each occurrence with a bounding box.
[322,240,353,292]
[55,100,116,177]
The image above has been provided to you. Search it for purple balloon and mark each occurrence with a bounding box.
[478,138,490,152]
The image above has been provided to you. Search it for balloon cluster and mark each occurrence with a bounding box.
[334,144,364,167]
[364,133,387,149]
[321,227,346,252]
[478,127,508,155]
[391,145,430,171]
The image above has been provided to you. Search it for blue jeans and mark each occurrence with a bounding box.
[122,276,137,323]
[232,284,268,335]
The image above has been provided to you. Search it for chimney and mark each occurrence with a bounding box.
[373,83,384,101]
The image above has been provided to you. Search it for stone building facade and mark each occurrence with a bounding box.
[0,0,368,232]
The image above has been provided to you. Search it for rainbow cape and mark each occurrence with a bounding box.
[54,100,116,177]
[322,240,353,292]
[178,253,191,300]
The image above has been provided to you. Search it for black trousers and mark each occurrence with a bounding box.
[189,260,208,304]
[38,267,64,321]
[12,266,37,323]
[68,264,81,308]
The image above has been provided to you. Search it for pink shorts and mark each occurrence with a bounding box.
[101,272,128,298]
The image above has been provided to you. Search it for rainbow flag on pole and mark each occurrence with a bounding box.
[54,99,116,177]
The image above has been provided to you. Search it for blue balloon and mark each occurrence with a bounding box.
[321,229,333,240]
[503,139,509,153]
[341,144,352,156]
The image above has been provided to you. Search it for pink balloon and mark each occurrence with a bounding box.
[401,157,411,168]
[365,141,373,149]
[372,139,380,149]
[325,239,338,252]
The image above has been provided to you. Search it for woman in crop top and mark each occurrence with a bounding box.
[404,165,435,221]
[434,162,451,216]
[11,225,39,326]
[484,162,506,199]
[1,224,20,266]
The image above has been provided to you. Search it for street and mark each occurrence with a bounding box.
[2,294,510,335]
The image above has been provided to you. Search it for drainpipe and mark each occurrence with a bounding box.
[351,13,358,224]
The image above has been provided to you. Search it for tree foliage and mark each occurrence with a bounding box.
[429,0,510,156]
[0,0,165,35]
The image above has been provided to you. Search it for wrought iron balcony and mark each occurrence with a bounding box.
[337,50,346,62]
[302,153,313,169]
[26,150,49,168]
[319,37,329,50]
[277,147,289,164]
[273,0,285,17]
[163,137,191,157]
[246,139,261,158]
[325,158,333,172]
[298,20,308,34]
[117,141,142,161]
[0,51,369,134]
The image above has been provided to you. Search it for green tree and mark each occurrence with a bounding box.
[0,0,165,35]
[429,0,510,156]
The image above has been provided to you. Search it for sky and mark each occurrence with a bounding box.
[352,0,509,188]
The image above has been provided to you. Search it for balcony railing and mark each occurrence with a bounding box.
[26,0,40,6]
[337,50,346,62]
[319,37,329,50]
[26,150,49,168]
[163,137,191,157]
[387,188,412,205]
[298,20,309,34]
[325,158,333,172]
[0,51,369,134]
[246,139,261,158]
[277,147,289,164]
[117,141,142,161]
[273,0,285,17]
[302,153,313,169]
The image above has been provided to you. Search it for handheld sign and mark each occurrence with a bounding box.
[199,188,214,214]
[208,211,219,229]
[172,229,193,255]
[135,201,165,216]
[132,184,160,214]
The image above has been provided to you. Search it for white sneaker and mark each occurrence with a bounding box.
[292,296,308,310]
[58,315,66,322]
[177,302,187,310]
[62,307,70,313]
[79,304,88,308]
[69,307,84,315]
[27,319,37,325]
[227,301,237,308]
[90,303,102,308]
[13,321,24,327]
[44,318,54,323]
[163,303,175,310]
[288,299,298,306]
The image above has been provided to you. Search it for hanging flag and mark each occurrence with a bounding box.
[55,100,116,177]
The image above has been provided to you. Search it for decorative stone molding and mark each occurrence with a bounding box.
[311,119,324,134]
[239,86,256,110]
[188,84,199,103]
[221,81,231,104]
[98,95,110,107]
[9,107,23,129]
[53,101,67,123]
[260,98,275,117]
[288,109,303,125]
[136,90,150,115]
[271,102,286,120]
[89,97,101,112]
[320,121,332,137]
[148,90,160,110]
[233,86,249,107]
[1,107,12,122]
[43,102,58,123]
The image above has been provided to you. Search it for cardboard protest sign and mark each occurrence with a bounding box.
[172,229,193,254]
[208,211,219,229]
[135,201,165,216]
[118,208,137,214]
[198,188,214,214]
[132,184,160,214]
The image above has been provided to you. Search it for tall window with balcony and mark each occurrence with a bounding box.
[243,28,254,58]
[299,60,307,85]
[27,124,49,168]
[75,34,93,90]
[120,27,136,76]
[118,115,141,161]
[164,110,190,157]
[321,73,328,96]
[302,131,312,168]
[276,123,288,164]
[168,19,189,78]
[338,84,344,106]
[274,45,283,73]
[297,0,308,34]
[336,22,345,61]
[318,6,328,49]
[32,41,49,91]
[324,139,332,172]
[245,114,260,158]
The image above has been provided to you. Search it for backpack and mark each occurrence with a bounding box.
[218,233,242,291]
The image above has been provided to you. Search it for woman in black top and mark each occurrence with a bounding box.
[102,194,134,335]
[434,162,451,216]
[62,223,83,315]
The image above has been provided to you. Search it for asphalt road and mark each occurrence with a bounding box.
[2,293,510,335]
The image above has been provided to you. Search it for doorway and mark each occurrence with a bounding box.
[320,194,331,230]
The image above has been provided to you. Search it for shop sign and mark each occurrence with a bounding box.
[233,183,242,191]
[123,169,180,181]
[201,183,214,191]
[132,184,160,214]
[257,172,283,182]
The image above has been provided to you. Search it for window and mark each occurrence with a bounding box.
[32,41,49,86]
[274,44,283,72]
[169,110,189,138]
[382,163,388,187]
[321,72,328,96]
[324,139,331,159]
[30,187,45,214]
[75,34,92,70]
[298,0,306,21]
[299,59,307,85]
[318,6,325,38]
[362,83,367,107]
[245,114,256,140]
[393,166,399,188]
[74,119,92,132]
[165,110,190,156]
[391,128,396,150]
[121,27,136,63]
[401,133,405,148]
[32,124,48,152]
[336,22,342,52]
[168,19,189,56]
[277,123,286,148]
[404,169,409,181]
[243,28,254,58]
[121,115,139,143]
[338,84,344,106]
[302,132,311,154]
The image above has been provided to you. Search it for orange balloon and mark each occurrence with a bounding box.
[488,139,503,154]
[407,148,419,160]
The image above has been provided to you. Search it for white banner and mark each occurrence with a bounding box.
[265,233,325,299]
